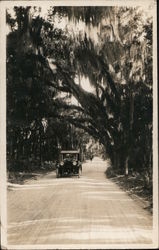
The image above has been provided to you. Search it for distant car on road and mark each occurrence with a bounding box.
[56,150,82,178]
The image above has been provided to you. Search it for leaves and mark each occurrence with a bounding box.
[7,6,152,174]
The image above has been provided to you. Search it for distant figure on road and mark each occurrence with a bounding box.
[90,155,93,161]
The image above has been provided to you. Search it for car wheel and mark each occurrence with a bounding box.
[56,168,59,178]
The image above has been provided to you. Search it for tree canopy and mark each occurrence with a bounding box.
[7,6,152,177]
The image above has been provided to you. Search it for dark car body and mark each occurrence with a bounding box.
[56,150,82,178]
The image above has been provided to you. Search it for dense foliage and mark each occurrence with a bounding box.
[7,6,152,187]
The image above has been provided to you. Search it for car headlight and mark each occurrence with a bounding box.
[73,161,76,166]
[60,161,64,166]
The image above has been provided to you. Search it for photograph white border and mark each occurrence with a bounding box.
[0,0,158,249]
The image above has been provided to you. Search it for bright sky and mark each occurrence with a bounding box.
[59,75,95,106]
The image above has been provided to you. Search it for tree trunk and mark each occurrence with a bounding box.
[125,85,134,176]
[130,92,134,130]
[125,156,129,176]
[39,128,42,166]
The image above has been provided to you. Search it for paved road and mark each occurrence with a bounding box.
[7,157,152,247]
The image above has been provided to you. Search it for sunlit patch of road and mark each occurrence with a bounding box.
[7,157,152,247]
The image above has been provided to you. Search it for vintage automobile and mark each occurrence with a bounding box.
[56,150,82,178]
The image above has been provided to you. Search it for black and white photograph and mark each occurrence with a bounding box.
[0,0,158,249]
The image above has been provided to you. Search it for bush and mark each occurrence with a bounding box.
[105,166,117,178]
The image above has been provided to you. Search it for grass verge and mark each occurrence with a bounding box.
[105,166,152,214]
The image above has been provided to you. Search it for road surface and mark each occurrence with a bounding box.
[7,157,152,248]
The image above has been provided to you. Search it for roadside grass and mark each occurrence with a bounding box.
[105,166,152,213]
[7,162,56,184]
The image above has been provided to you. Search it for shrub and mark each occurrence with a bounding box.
[105,166,117,178]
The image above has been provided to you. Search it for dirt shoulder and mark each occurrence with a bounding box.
[8,167,56,185]
[108,174,152,214]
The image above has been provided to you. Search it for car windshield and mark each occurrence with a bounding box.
[63,154,78,161]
